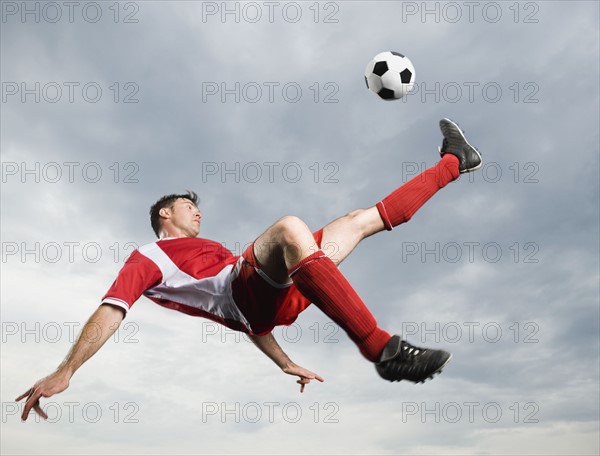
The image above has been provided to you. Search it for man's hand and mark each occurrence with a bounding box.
[247,332,325,392]
[282,363,324,393]
[15,370,70,421]
[15,304,124,422]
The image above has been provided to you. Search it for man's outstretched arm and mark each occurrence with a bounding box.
[247,332,324,392]
[15,303,125,421]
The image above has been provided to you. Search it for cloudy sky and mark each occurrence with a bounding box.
[1,1,599,454]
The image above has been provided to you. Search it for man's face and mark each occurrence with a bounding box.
[163,198,202,238]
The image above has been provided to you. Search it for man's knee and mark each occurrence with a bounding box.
[274,216,311,241]
[273,216,316,263]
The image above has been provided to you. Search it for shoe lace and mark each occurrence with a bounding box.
[401,341,426,360]
[380,341,428,381]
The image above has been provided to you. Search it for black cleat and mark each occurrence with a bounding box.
[439,118,482,173]
[375,335,452,383]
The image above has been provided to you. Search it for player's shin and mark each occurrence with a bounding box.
[288,251,391,362]
[376,154,459,230]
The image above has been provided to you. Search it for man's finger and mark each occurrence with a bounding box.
[21,401,35,421]
[301,370,324,383]
[302,373,325,383]
[21,404,32,421]
[297,377,311,393]
[15,388,33,402]
[33,403,48,420]
[21,392,41,421]
[298,380,307,393]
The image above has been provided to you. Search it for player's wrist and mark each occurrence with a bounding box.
[281,361,297,373]
[55,363,76,379]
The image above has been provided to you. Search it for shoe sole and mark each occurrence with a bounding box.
[439,118,482,173]
[418,353,453,384]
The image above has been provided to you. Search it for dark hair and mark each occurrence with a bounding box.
[149,191,199,238]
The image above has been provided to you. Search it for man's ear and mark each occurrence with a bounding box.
[159,207,171,219]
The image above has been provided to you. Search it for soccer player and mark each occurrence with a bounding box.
[16,119,482,421]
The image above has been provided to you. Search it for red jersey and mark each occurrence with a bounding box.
[101,238,253,331]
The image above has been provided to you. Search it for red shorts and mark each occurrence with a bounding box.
[231,229,324,335]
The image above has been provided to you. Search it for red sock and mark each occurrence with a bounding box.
[289,251,391,362]
[376,154,459,230]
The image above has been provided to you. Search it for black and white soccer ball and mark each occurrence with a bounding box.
[364,51,416,100]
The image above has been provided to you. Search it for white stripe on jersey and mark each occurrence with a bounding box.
[139,243,251,330]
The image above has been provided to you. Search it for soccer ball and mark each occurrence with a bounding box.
[364,51,416,100]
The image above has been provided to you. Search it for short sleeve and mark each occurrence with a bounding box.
[101,250,162,314]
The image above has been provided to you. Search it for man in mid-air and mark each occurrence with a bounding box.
[17,118,483,421]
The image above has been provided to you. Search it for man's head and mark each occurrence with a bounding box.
[149,191,201,238]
